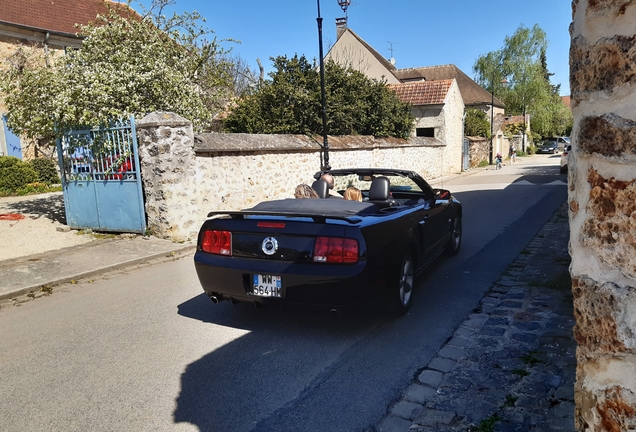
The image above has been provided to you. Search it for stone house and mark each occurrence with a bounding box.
[0,0,123,159]
[325,26,500,170]
[387,80,464,171]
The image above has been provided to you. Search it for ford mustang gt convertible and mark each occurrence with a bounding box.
[194,168,462,315]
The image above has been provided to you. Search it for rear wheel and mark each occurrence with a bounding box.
[390,253,414,316]
[444,216,462,256]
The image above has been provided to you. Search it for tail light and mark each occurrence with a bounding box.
[313,237,359,263]
[201,230,232,255]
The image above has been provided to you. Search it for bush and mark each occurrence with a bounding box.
[0,163,39,191]
[516,150,527,157]
[27,157,60,185]
[526,145,537,155]
[478,160,489,167]
[0,155,22,169]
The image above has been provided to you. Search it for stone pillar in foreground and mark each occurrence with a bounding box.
[570,1,636,430]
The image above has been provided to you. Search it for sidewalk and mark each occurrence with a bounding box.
[0,236,194,301]
[378,200,575,432]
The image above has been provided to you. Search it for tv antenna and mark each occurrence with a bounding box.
[388,41,397,64]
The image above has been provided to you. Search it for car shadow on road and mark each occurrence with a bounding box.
[173,294,385,431]
[1,193,67,224]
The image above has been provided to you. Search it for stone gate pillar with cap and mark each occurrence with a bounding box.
[136,111,197,242]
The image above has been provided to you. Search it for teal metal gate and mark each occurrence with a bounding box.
[56,116,146,233]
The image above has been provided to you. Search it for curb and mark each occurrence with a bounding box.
[0,243,196,301]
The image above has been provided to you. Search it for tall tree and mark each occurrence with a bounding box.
[473,24,571,139]
[224,55,414,139]
[0,0,235,139]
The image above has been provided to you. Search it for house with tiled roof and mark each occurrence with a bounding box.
[394,64,505,120]
[388,79,463,142]
[326,26,470,171]
[0,0,130,158]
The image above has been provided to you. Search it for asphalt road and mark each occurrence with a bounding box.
[0,154,567,432]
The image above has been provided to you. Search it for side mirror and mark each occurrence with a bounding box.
[435,189,451,200]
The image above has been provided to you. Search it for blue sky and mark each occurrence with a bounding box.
[136,0,572,95]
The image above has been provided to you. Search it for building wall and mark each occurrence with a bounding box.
[136,112,455,242]
[0,30,71,159]
[410,80,464,177]
[325,30,400,84]
[570,1,636,430]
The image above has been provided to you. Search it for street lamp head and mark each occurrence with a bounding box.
[338,0,351,11]
[501,78,509,88]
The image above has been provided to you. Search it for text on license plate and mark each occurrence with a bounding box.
[251,274,282,297]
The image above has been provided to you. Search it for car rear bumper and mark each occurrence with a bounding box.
[194,251,389,308]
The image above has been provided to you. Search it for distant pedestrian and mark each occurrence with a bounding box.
[510,146,516,165]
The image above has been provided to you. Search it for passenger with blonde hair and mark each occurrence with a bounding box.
[343,186,362,202]
[294,184,319,199]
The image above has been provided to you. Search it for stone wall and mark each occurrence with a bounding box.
[570,1,636,430]
[136,112,458,242]
[466,136,489,168]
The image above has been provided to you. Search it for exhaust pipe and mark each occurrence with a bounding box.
[330,309,338,317]
[209,295,220,304]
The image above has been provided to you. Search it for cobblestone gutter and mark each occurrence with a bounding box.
[378,201,575,431]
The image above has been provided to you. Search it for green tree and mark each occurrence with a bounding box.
[473,24,572,139]
[464,109,490,137]
[224,55,414,139]
[0,0,235,139]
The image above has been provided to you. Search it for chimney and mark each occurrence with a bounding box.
[336,17,347,39]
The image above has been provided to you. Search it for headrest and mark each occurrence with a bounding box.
[368,176,390,201]
[311,180,329,199]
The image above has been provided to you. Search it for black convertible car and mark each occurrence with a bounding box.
[194,168,462,315]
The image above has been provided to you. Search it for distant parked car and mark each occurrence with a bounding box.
[560,144,572,174]
[537,141,558,154]
[547,136,570,151]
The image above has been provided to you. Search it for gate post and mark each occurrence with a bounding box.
[136,112,196,241]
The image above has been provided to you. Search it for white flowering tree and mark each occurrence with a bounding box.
[0,0,235,139]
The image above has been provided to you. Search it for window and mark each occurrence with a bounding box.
[416,127,435,137]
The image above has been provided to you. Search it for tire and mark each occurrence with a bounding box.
[444,216,462,257]
[390,253,414,316]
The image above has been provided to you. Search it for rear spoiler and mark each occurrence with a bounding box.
[205,210,363,224]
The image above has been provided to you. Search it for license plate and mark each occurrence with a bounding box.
[251,274,282,297]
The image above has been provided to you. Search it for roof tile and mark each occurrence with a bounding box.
[387,80,453,106]
[0,0,129,35]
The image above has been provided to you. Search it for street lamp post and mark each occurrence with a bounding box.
[490,84,495,165]
[316,0,330,170]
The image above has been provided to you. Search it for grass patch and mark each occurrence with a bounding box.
[521,351,544,366]
[554,256,571,266]
[478,160,489,168]
[502,394,518,407]
[546,271,572,290]
[76,230,117,240]
[473,413,502,432]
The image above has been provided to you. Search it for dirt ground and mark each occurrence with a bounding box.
[0,192,95,261]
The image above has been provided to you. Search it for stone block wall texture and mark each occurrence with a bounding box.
[136,112,459,242]
[570,1,636,430]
